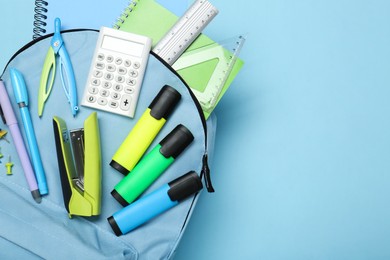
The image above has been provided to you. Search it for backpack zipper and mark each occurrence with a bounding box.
[0,29,215,192]
[151,52,215,192]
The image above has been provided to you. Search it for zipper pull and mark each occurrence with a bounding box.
[201,153,215,192]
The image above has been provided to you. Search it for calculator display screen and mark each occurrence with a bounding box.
[101,35,144,57]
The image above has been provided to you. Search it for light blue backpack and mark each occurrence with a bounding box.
[0,30,217,259]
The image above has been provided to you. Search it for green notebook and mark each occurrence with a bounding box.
[114,0,244,118]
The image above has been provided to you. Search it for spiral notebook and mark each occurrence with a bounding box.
[32,0,189,39]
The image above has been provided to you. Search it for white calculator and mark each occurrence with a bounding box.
[82,27,152,118]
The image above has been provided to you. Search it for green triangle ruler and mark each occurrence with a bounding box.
[173,35,246,113]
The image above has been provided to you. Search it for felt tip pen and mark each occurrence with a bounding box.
[111,124,194,206]
[108,171,203,236]
[10,68,48,195]
[0,79,41,203]
[110,85,181,175]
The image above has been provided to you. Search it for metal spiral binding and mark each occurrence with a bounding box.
[113,0,139,29]
[33,0,49,39]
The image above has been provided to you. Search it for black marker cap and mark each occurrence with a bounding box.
[149,85,181,120]
[109,160,130,176]
[111,189,129,207]
[107,216,123,236]
[159,124,194,159]
[168,171,203,202]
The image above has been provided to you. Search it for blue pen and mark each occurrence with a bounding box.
[10,68,48,195]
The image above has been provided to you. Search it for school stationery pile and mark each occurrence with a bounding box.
[0,0,244,258]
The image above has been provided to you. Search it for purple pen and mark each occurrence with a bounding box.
[0,79,41,203]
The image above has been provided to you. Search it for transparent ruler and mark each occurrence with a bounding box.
[153,0,218,65]
[173,35,246,112]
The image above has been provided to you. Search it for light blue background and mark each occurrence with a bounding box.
[1,0,390,259]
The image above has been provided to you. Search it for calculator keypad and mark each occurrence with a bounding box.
[83,53,143,117]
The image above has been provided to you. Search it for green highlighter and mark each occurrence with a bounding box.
[110,85,181,175]
[111,124,194,206]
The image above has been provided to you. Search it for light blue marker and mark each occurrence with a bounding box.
[10,68,48,195]
[108,171,203,236]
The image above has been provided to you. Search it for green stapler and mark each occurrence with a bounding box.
[53,112,101,218]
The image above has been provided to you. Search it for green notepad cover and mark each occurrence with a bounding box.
[115,0,177,46]
[115,0,244,118]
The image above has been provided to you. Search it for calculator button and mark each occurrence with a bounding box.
[120,95,132,111]
[91,79,101,86]
[124,86,134,94]
[97,53,105,61]
[109,100,119,109]
[86,95,96,103]
[103,81,112,89]
[104,73,114,81]
[98,98,108,106]
[107,64,116,72]
[100,89,110,97]
[116,75,125,83]
[124,60,131,67]
[113,84,123,92]
[93,70,103,78]
[129,70,138,78]
[95,62,105,70]
[126,78,136,86]
[111,92,121,100]
[118,67,127,75]
[106,55,114,63]
[133,62,140,69]
[88,87,99,94]
[115,58,123,65]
